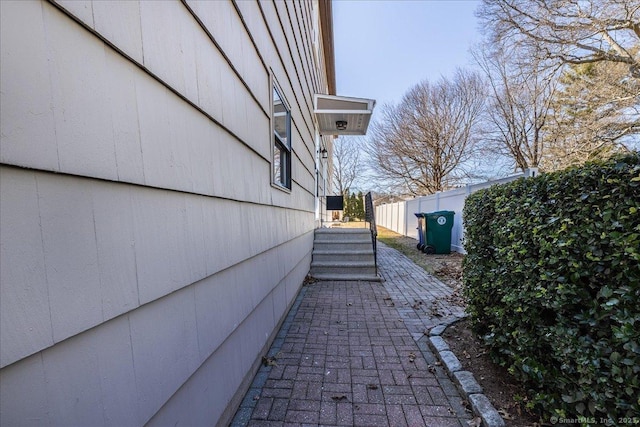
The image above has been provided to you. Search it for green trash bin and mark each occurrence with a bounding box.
[423,210,455,254]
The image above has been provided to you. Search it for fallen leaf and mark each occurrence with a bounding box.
[428,365,436,373]
[498,409,514,420]
[303,275,318,286]
[331,394,348,401]
[366,383,379,390]
[261,356,278,367]
[408,352,417,362]
[467,417,482,427]
[253,395,260,401]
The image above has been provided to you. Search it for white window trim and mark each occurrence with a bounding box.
[271,76,292,192]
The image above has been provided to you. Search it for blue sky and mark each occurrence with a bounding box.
[333,0,483,111]
[332,0,506,189]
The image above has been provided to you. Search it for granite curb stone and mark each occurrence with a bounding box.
[469,393,506,427]
[429,314,468,337]
[428,325,506,427]
[428,324,448,336]
[453,371,483,395]
[438,350,463,375]
[429,336,450,353]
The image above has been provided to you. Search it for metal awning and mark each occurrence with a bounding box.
[314,94,376,136]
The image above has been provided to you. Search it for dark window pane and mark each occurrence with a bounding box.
[272,84,291,189]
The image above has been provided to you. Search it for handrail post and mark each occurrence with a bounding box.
[364,192,377,276]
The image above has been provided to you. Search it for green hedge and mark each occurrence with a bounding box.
[462,153,640,421]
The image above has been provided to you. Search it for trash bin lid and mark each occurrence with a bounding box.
[425,210,455,217]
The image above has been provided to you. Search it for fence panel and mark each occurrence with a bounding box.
[404,199,420,240]
[376,172,528,253]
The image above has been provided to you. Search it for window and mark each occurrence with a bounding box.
[273,84,291,189]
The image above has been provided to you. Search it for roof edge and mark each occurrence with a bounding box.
[319,0,336,95]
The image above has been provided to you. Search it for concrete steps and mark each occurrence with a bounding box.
[312,249,374,263]
[310,228,381,281]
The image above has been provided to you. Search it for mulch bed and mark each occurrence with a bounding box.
[442,319,542,427]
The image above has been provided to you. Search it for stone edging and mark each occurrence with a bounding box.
[427,319,505,427]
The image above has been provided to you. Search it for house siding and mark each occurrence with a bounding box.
[0,0,332,425]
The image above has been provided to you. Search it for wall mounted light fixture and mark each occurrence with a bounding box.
[321,148,328,159]
[335,120,348,131]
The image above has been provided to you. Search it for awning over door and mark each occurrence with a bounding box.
[314,94,376,136]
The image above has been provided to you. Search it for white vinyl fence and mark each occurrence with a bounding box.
[376,170,538,253]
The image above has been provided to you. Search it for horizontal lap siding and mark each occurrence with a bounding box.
[1,0,325,425]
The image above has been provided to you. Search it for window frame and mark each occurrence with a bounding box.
[272,80,292,190]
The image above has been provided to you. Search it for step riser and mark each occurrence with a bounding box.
[315,229,371,234]
[314,235,372,243]
[310,266,377,276]
[311,274,383,282]
[314,230,371,240]
[313,242,373,251]
[314,236,372,246]
[312,253,375,263]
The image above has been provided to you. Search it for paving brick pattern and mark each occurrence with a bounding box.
[377,243,466,340]
[232,242,471,427]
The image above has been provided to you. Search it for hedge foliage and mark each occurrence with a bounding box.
[462,153,640,422]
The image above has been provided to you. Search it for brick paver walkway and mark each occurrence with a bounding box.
[232,242,471,426]
[377,243,466,340]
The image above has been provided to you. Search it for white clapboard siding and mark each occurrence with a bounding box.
[0,0,332,425]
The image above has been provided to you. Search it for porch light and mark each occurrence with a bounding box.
[321,148,328,159]
[313,94,376,136]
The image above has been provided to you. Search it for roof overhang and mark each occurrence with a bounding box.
[318,0,336,95]
[314,94,376,136]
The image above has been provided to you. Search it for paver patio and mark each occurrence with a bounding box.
[231,242,471,427]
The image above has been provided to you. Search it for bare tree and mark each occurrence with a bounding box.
[478,0,640,78]
[474,45,559,170]
[332,136,363,196]
[367,69,485,195]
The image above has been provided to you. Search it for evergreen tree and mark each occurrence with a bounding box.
[355,191,365,220]
[545,60,640,170]
[348,193,357,221]
[342,189,351,220]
